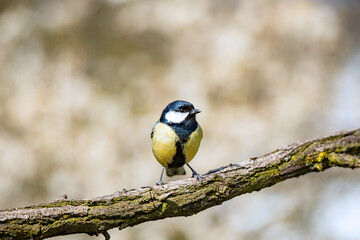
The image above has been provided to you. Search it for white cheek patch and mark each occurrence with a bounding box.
[165,111,189,123]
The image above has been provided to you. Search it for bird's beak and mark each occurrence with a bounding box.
[191,109,201,115]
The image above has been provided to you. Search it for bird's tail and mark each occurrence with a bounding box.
[166,167,186,176]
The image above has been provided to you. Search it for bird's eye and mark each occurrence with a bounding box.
[178,108,185,113]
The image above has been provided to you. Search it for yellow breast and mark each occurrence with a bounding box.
[151,122,179,167]
[183,125,203,163]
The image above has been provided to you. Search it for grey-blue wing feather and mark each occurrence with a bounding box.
[151,121,159,139]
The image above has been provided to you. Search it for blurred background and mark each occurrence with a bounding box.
[0,0,360,239]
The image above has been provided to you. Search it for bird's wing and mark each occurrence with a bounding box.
[151,121,159,139]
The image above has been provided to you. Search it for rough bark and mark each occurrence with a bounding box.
[1,129,360,240]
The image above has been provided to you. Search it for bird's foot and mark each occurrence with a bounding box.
[156,180,164,185]
[187,163,203,184]
[193,172,203,184]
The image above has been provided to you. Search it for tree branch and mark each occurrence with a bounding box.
[1,129,360,240]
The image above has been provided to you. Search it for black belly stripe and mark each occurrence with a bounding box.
[168,141,185,168]
[160,116,198,168]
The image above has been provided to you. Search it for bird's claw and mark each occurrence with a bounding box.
[193,172,203,184]
[156,180,164,185]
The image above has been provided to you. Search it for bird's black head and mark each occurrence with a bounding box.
[160,100,201,125]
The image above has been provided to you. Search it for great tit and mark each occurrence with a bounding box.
[151,100,203,185]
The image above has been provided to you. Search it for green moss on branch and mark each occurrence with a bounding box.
[1,129,359,239]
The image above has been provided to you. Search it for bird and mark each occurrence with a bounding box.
[151,100,203,185]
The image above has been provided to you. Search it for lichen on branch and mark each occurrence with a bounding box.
[1,129,359,240]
